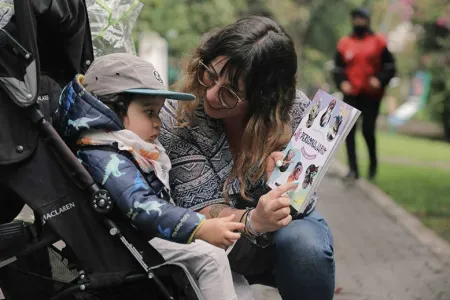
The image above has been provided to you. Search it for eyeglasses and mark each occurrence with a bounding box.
[196,60,244,109]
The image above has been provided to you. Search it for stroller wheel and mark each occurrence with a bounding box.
[90,188,113,214]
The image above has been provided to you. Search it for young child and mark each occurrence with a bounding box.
[55,53,245,300]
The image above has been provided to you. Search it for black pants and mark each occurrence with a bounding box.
[344,94,382,177]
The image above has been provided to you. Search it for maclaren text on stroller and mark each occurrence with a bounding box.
[0,1,203,299]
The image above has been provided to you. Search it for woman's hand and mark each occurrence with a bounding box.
[265,151,285,181]
[251,181,299,233]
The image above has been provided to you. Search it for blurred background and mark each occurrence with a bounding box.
[1,1,448,299]
[126,0,450,243]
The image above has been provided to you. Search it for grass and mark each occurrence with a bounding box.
[370,131,449,163]
[337,131,450,242]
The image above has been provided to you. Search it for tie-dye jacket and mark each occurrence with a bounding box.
[53,75,206,244]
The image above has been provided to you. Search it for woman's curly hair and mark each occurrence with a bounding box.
[175,15,298,201]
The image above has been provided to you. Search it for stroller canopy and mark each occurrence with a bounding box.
[0,0,93,107]
[0,0,38,107]
[0,0,93,164]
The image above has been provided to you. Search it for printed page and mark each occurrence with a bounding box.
[268,90,361,213]
[306,107,361,207]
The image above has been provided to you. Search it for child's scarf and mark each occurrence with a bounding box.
[78,129,171,190]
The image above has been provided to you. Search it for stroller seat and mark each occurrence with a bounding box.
[0,1,204,299]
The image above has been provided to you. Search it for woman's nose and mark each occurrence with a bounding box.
[206,84,222,106]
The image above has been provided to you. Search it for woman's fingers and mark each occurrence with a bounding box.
[272,206,291,221]
[269,151,284,163]
[276,214,292,227]
[270,196,291,211]
[269,181,299,198]
[266,151,285,180]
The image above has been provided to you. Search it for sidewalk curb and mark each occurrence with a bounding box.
[331,160,450,261]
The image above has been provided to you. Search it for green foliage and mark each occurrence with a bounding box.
[137,0,246,58]
[135,0,364,89]
[134,0,448,117]
[299,0,364,88]
[261,0,365,88]
[412,1,450,122]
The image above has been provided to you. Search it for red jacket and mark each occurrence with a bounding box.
[333,31,396,98]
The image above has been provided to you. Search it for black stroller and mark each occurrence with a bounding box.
[0,1,204,299]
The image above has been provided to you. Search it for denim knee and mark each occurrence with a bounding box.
[273,211,335,300]
[274,215,334,268]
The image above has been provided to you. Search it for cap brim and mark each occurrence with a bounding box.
[123,89,196,101]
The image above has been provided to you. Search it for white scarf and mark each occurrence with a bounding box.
[77,130,171,190]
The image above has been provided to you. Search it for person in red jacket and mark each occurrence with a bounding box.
[333,7,396,180]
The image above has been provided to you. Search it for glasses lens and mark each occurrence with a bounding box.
[197,64,215,87]
[219,87,239,109]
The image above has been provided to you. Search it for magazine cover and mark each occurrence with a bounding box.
[267,89,361,214]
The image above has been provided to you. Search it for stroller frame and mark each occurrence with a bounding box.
[0,1,203,299]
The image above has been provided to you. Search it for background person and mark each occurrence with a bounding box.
[333,7,397,180]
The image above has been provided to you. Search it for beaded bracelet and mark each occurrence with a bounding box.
[245,209,263,237]
[240,208,251,224]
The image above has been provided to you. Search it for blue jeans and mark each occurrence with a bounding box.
[240,210,335,300]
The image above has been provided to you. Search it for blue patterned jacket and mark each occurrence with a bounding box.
[53,75,205,244]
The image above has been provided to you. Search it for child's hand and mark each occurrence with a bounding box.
[195,215,245,249]
[266,151,285,181]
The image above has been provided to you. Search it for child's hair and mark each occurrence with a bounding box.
[95,93,134,121]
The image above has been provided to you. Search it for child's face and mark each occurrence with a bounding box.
[122,95,165,143]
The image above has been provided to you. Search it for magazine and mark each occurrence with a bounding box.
[267,89,361,214]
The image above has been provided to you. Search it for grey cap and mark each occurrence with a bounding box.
[83,53,195,101]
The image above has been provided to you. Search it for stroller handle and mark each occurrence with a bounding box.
[0,25,32,59]
[28,108,98,190]
[0,29,6,47]
[27,107,114,214]
[0,23,14,47]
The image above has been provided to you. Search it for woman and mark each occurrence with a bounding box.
[160,16,335,300]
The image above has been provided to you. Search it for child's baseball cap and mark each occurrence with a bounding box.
[82,53,195,101]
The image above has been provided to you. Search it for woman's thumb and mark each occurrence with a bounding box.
[270,151,285,166]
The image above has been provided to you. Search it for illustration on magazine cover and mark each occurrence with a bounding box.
[269,90,359,212]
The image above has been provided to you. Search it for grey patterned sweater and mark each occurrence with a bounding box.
[159,89,317,214]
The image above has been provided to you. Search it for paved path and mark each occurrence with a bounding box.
[253,163,450,300]
[2,163,450,300]
[321,164,450,300]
